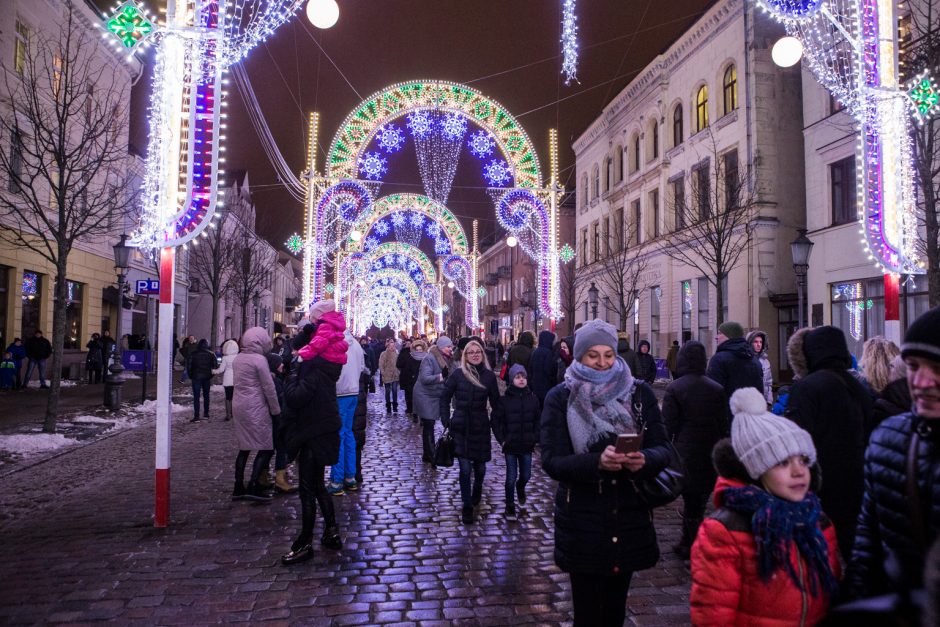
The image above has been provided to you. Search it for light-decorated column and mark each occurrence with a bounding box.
[303,112,320,308]
[548,128,562,332]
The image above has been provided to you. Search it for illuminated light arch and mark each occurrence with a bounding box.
[348,194,469,256]
[359,268,421,308]
[327,80,543,189]
[338,242,437,313]
[360,243,437,284]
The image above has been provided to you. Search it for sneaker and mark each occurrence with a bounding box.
[461,505,474,525]
[327,482,345,496]
[190,416,200,423]
[343,479,359,492]
[505,504,518,522]
[516,482,526,506]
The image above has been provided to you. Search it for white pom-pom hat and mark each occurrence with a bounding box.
[729,387,816,479]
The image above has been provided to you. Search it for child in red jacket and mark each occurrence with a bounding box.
[297,300,348,366]
[691,387,841,626]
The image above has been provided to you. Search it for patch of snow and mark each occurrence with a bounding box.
[24,380,78,388]
[69,415,115,425]
[126,399,190,415]
[0,433,77,456]
[210,384,226,393]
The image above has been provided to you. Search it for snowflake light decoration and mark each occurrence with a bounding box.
[483,159,512,187]
[558,243,575,264]
[467,130,496,159]
[409,212,425,228]
[358,151,388,181]
[391,212,406,227]
[363,236,380,251]
[909,71,939,122]
[442,304,450,313]
[758,0,825,18]
[435,238,452,255]
[375,124,405,153]
[440,112,468,140]
[426,222,441,238]
[105,2,155,50]
[324,282,335,295]
[285,233,304,255]
[407,111,433,138]
[374,219,390,236]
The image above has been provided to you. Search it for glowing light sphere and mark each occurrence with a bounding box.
[506,235,518,248]
[306,0,339,29]
[558,243,575,264]
[758,0,824,19]
[771,36,803,68]
[467,130,495,159]
[447,281,455,288]
[483,159,512,187]
[358,151,388,181]
[350,229,363,242]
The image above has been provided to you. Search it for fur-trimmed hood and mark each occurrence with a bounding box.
[746,330,769,356]
[786,327,813,379]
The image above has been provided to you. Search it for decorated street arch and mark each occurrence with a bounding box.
[301,80,564,334]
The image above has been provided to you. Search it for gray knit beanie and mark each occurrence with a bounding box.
[435,336,453,350]
[730,387,816,479]
[573,319,619,361]
[508,364,527,380]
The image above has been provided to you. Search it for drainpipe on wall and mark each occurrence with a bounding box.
[743,1,756,330]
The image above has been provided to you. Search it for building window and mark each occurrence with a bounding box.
[14,20,28,75]
[672,177,686,230]
[831,156,856,225]
[0,267,8,350]
[580,174,588,208]
[829,93,845,114]
[723,65,738,114]
[615,147,624,183]
[592,222,600,262]
[650,189,660,237]
[694,164,711,220]
[614,207,624,251]
[723,150,739,212]
[603,216,610,256]
[696,85,709,132]
[697,277,710,347]
[65,281,83,349]
[651,121,659,159]
[681,280,692,343]
[8,131,23,194]
[592,166,600,199]
[673,104,684,147]
[632,135,641,173]
[650,286,661,355]
[21,271,42,339]
[721,276,729,324]
[580,227,588,265]
[632,199,642,245]
[605,157,614,192]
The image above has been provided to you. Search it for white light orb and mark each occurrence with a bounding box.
[506,235,518,248]
[771,36,803,68]
[447,281,455,288]
[306,0,339,29]
[349,229,363,242]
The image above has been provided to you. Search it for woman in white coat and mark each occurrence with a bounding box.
[212,338,239,421]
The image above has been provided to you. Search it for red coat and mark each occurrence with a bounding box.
[690,476,842,627]
[297,311,348,365]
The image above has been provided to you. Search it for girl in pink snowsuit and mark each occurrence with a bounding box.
[298,309,348,366]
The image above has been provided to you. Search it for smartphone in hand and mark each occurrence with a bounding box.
[615,433,643,454]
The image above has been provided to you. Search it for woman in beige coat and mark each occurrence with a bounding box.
[232,327,281,502]
[378,338,400,413]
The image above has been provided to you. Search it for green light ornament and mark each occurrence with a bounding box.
[558,243,575,264]
[477,286,487,298]
[909,72,939,121]
[105,2,155,50]
[285,234,304,255]
[324,282,335,295]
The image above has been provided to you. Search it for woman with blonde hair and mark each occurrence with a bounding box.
[439,338,501,524]
[859,336,900,394]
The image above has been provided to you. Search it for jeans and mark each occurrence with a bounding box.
[191,378,211,417]
[330,395,358,484]
[457,457,486,507]
[384,381,399,408]
[569,571,634,627]
[23,358,46,386]
[504,453,532,506]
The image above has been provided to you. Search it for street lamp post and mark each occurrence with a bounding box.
[105,234,132,407]
[790,229,814,329]
[252,292,261,327]
[588,282,599,320]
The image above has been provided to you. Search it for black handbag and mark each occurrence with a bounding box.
[434,428,455,467]
[631,384,685,508]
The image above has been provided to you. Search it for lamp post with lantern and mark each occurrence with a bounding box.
[790,229,814,329]
[105,234,132,407]
[588,281,599,320]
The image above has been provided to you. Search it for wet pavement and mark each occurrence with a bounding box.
[0,386,691,625]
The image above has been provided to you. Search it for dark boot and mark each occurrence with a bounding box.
[244,482,272,502]
[281,538,313,565]
[516,481,527,506]
[461,505,474,524]
[232,480,246,500]
[321,526,342,550]
[233,451,249,500]
[392,403,398,413]
[225,399,233,421]
[421,421,435,462]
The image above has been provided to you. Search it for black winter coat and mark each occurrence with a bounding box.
[634,341,657,383]
[846,413,940,599]
[506,332,535,376]
[353,372,368,447]
[617,339,639,376]
[872,378,912,426]
[706,337,763,409]
[492,384,540,455]
[787,365,874,559]
[85,339,103,369]
[439,365,501,462]
[540,380,671,575]
[188,346,217,380]
[662,341,727,494]
[528,331,558,404]
[282,356,342,465]
[396,347,420,389]
[25,336,52,360]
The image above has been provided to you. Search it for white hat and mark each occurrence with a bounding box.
[730,388,816,479]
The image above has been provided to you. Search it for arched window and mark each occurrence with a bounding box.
[592,166,600,199]
[673,105,683,147]
[651,121,659,160]
[605,156,614,191]
[615,146,624,183]
[581,174,588,207]
[695,85,709,132]
[723,65,737,114]
[633,135,641,173]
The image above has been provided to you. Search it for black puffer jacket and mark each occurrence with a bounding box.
[662,341,727,494]
[188,340,217,380]
[353,371,368,448]
[528,331,558,404]
[396,347,420,389]
[786,325,875,559]
[846,413,940,599]
[282,356,342,464]
[440,365,501,462]
[492,384,540,455]
[540,380,670,575]
[634,340,657,383]
[706,337,763,411]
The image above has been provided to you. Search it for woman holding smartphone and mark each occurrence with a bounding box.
[540,319,671,627]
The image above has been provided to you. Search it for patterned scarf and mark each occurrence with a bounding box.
[564,357,636,454]
[723,485,838,597]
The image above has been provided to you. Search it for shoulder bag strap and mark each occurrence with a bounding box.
[630,382,644,432]
[906,427,928,552]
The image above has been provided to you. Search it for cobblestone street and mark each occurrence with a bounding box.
[0,387,691,625]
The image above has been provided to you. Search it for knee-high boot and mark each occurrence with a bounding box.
[225,399,233,421]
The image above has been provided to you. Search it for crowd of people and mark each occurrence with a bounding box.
[101,300,940,625]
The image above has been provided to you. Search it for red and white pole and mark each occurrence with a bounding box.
[155,246,175,527]
[884,273,901,346]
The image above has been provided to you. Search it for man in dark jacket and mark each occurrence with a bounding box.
[23,330,52,388]
[528,330,558,406]
[706,321,762,422]
[786,325,874,558]
[506,331,535,376]
[353,371,369,486]
[634,340,657,384]
[5,338,25,390]
[846,306,940,616]
[188,338,217,421]
[616,331,639,375]
[662,341,727,558]
[396,340,419,419]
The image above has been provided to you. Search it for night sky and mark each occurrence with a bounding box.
[120,1,713,247]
